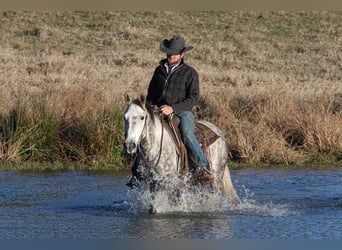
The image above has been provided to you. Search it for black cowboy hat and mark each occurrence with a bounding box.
[160,35,193,55]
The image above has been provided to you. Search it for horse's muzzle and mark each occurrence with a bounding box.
[125,141,137,156]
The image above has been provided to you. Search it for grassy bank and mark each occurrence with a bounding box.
[0,11,341,170]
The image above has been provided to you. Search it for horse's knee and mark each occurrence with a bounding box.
[169,189,181,205]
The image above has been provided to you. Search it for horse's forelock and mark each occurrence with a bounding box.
[130,98,141,107]
[131,98,156,123]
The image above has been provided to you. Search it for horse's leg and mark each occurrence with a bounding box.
[146,188,157,214]
[149,204,157,214]
[126,154,147,188]
[147,179,160,214]
[168,189,181,205]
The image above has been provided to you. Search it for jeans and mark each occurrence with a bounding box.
[176,111,210,171]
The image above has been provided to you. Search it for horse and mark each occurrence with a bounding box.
[124,95,240,213]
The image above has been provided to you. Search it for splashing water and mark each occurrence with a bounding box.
[233,185,296,217]
[126,180,293,217]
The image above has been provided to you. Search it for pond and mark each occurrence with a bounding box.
[0,168,341,239]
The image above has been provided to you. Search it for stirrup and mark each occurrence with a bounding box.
[196,166,214,185]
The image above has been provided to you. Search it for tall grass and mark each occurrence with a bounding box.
[199,89,341,165]
[0,11,341,168]
[0,87,124,167]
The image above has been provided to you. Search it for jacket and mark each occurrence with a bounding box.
[146,59,199,114]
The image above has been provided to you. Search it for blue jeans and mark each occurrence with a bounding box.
[176,111,210,171]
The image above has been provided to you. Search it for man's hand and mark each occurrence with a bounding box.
[160,105,174,115]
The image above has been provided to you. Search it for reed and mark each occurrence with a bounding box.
[0,11,341,169]
[0,90,58,162]
[0,91,124,167]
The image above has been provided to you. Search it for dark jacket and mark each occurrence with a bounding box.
[146,59,199,114]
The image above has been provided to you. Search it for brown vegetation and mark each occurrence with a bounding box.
[0,11,341,168]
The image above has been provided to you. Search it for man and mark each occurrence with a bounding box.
[126,35,213,188]
[148,35,213,180]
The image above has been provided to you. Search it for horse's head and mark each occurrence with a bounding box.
[124,95,153,156]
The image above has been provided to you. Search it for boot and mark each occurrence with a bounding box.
[196,166,214,185]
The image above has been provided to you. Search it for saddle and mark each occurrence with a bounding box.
[162,114,220,179]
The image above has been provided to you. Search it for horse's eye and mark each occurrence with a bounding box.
[140,116,145,120]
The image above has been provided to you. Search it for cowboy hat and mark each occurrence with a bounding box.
[160,35,193,55]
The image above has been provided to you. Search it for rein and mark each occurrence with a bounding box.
[138,113,165,170]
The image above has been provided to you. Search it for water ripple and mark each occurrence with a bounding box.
[0,169,341,239]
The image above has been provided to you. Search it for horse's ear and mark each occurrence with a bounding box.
[125,94,131,103]
[140,94,146,105]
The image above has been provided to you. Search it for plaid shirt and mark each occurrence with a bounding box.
[146,59,199,114]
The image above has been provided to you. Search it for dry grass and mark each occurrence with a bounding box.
[0,11,341,167]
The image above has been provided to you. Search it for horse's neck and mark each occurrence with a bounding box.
[141,115,163,155]
[141,114,179,176]
[141,115,175,160]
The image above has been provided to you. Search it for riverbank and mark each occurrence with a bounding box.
[0,159,340,173]
[0,11,341,170]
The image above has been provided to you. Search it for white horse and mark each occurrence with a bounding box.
[124,95,240,213]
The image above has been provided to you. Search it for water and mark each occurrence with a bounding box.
[0,168,341,239]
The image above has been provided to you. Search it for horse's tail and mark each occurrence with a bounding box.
[221,164,241,204]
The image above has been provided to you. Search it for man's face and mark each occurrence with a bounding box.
[167,53,184,66]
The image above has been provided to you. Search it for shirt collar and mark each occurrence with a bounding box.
[164,61,181,74]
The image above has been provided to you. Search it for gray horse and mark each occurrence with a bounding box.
[124,95,240,213]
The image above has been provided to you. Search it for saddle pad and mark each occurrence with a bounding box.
[195,122,220,149]
[166,116,220,150]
